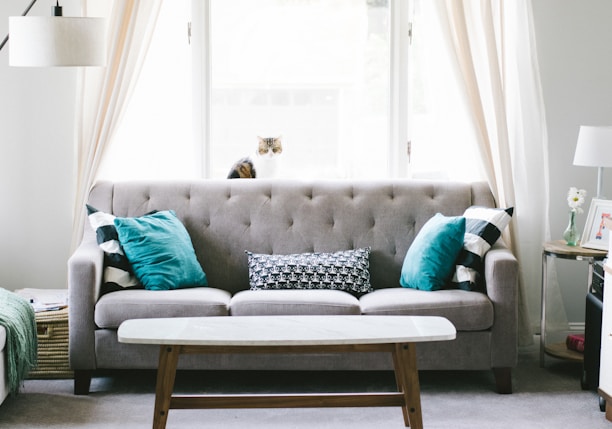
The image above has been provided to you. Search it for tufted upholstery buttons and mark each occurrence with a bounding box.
[106,180,483,295]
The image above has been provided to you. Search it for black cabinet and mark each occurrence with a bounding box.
[583,260,604,391]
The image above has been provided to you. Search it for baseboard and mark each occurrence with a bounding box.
[534,322,585,336]
[569,322,585,332]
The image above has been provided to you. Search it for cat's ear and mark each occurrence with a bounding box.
[257,136,264,142]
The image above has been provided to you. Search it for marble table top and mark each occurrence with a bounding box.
[118,315,456,347]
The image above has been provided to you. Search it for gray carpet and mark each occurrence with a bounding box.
[0,343,609,429]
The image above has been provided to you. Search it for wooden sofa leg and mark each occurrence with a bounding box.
[493,367,512,394]
[74,370,92,395]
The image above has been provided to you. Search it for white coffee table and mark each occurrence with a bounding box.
[118,315,456,429]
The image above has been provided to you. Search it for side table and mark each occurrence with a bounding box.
[28,307,73,379]
[540,240,606,367]
[13,288,71,379]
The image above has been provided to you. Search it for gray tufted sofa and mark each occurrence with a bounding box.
[68,179,518,395]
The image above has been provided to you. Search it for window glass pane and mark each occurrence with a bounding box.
[210,0,390,179]
[97,0,194,181]
[408,0,484,181]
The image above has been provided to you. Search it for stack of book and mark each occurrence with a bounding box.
[566,333,585,353]
[14,288,68,312]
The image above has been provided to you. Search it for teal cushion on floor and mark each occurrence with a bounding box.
[400,213,466,291]
[114,210,207,291]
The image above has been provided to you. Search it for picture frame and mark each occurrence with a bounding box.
[580,198,612,250]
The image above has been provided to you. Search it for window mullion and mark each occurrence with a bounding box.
[191,0,211,178]
[390,0,412,178]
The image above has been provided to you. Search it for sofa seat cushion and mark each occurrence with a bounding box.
[94,287,231,329]
[359,288,493,331]
[230,290,361,316]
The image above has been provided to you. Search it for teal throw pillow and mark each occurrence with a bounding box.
[400,213,466,291]
[114,210,208,291]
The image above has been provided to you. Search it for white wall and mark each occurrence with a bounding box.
[0,0,611,328]
[533,0,612,324]
[0,1,78,292]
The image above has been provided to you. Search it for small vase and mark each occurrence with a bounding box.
[563,209,580,246]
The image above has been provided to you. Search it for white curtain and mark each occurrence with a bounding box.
[71,0,162,250]
[433,0,553,345]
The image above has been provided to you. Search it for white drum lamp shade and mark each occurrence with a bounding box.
[9,16,106,67]
[573,126,612,198]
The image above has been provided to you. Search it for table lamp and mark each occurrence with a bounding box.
[0,0,106,67]
[573,125,612,198]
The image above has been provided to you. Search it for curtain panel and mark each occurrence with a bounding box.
[435,0,552,344]
[71,0,162,251]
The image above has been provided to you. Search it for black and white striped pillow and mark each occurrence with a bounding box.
[86,205,142,294]
[451,206,513,292]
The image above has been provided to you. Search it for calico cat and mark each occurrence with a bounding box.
[227,157,256,179]
[227,136,283,179]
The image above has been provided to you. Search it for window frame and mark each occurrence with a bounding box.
[191,0,411,179]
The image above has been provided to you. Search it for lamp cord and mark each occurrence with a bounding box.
[0,0,40,52]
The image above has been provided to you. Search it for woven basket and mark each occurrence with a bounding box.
[28,307,73,379]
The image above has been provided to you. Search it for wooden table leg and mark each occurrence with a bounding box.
[393,343,423,429]
[392,347,410,426]
[153,345,180,429]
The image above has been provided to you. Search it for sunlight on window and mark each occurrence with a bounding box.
[408,0,484,181]
[96,0,485,182]
[97,0,195,181]
[209,0,391,179]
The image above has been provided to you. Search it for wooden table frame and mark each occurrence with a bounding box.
[153,342,423,429]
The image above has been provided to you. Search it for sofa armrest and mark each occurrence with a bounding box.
[68,232,103,371]
[484,242,519,369]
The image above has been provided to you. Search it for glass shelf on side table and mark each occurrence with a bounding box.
[540,240,607,367]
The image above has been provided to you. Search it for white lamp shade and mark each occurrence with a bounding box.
[9,16,106,67]
[574,126,612,167]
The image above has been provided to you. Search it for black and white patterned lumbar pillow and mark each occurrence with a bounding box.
[452,206,513,292]
[86,205,142,294]
[246,247,373,295]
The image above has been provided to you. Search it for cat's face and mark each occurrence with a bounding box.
[257,136,282,157]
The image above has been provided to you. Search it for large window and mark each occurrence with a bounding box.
[208,0,394,179]
[99,0,484,182]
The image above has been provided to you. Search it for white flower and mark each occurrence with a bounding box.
[567,187,587,213]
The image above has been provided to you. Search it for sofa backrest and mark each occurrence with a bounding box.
[86,179,496,295]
